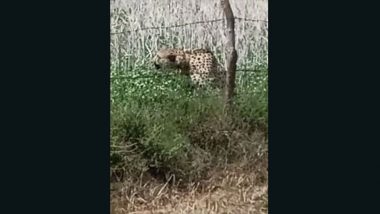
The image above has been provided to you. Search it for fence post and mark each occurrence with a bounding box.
[221,0,238,107]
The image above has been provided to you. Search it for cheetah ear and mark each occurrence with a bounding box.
[167,54,176,62]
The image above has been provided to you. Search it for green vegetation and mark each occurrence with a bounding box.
[111,66,268,184]
[110,1,268,211]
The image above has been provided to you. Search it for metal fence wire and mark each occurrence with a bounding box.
[111,0,268,71]
[111,17,267,35]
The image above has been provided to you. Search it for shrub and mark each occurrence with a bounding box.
[111,66,268,184]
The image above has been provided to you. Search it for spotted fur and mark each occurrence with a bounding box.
[152,48,226,88]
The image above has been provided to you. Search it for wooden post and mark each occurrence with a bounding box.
[221,0,238,107]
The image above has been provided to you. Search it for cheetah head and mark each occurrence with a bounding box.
[152,49,186,70]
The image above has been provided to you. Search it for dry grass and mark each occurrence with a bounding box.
[110,0,268,70]
[110,123,267,213]
[111,156,268,214]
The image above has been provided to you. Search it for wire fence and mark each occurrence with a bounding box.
[111,2,268,71]
[110,0,268,98]
[111,17,268,35]
[110,69,264,81]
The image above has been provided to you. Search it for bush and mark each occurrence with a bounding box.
[110,66,268,184]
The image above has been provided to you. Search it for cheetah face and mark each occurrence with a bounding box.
[152,49,185,70]
[152,54,175,70]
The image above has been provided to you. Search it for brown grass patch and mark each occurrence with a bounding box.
[111,152,267,214]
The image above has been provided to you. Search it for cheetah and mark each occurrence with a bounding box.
[152,48,226,88]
